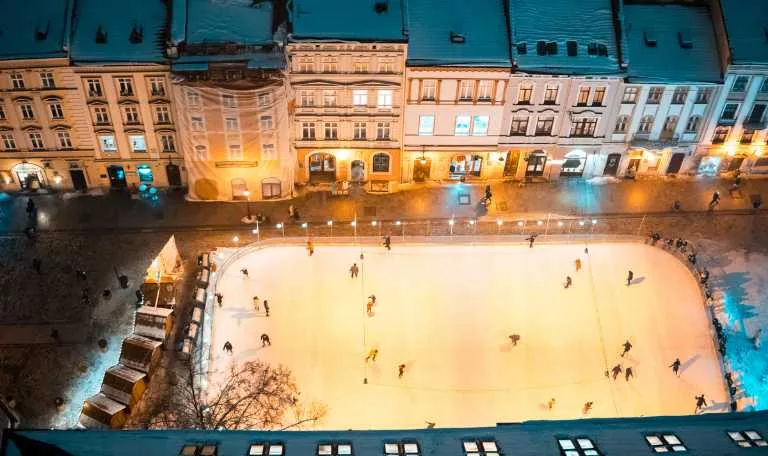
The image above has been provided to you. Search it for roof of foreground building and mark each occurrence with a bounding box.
[623,4,721,84]
[0,0,73,59]
[508,0,623,75]
[406,0,510,67]
[2,412,768,456]
[289,0,406,42]
[170,0,274,46]
[719,0,768,66]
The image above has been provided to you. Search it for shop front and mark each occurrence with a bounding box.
[560,150,587,177]
[12,162,46,190]
[449,154,483,180]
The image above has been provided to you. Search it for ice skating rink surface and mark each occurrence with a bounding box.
[209,241,728,430]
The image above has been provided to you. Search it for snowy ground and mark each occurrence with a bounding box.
[208,240,728,430]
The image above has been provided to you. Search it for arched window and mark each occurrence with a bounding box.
[638,115,654,133]
[372,153,390,173]
[614,115,629,133]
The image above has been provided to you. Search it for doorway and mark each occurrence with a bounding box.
[12,163,45,190]
[504,151,520,177]
[166,164,182,187]
[603,153,620,176]
[231,178,248,200]
[449,155,482,179]
[728,156,745,172]
[69,169,88,192]
[106,165,127,190]
[308,153,336,182]
[525,152,546,177]
[413,158,431,182]
[350,160,365,182]
[666,153,685,174]
[560,150,587,177]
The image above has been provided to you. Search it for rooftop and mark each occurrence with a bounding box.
[171,0,274,46]
[406,0,510,67]
[70,0,167,64]
[290,0,405,42]
[0,0,72,59]
[720,0,768,66]
[508,0,622,75]
[623,4,721,84]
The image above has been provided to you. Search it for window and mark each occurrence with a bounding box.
[86,78,102,97]
[384,442,419,456]
[462,440,499,456]
[742,129,755,144]
[695,87,712,104]
[99,135,117,152]
[454,115,470,135]
[353,61,369,73]
[544,85,559,104]
[379,60,395,73]
[191,116,204,131]
[353,90,368,107]
[40,72,55,88]
[148,77,165,96]
[421,80,436,101]
[712,126,730,144]
[57,131,72,149]
[477,80,493,101]
[194,145,208,161]
[614,115,629,133]
[592,87,606,106]
[155,105,171,124]
[123,106,140,124]
[259,115,273,130]
[638,115,654,133]
[418,115,434,136]
[517,84,532,104]
[510,116,529,136]
[317,443,352,456]
[571,118,597,137]
[647,87,664,104]
[117,78,134,96]
[10,73,24,89]
[222,94,236,108]
[261,143,276,160]
[577,87,590,106]
[557,437,602,456]
[258,93,272,107]
[377,90,392,109]
[297,58,314,73]
[28,132,44,150]
[19,103,34,120]
[459,81,474,101]
[322,57,338,73]
[324,90,337,107]
[685,115,700,133]
[186,90,201,107]
[536,117,554,135]
[373,153,390,172]
[225,117,239,131]
[662,116,678,133]
[732,76,749,92]
[0,102,5,120]
[1,133,16,150]
[301,122,316,140]
[761,79,768,93]
[48,103,64,119]
[353,122,367,140]
[749,103,766,122]
[160,135,175,152]
[721,103,739,120]
[672,87,689,104]
[248,442,284,456]
[622,87,639,103]
[376,122,390,140]
[645,434,687,452]
[228,144,243,160]
[728,431,767,448]
[471,115,489,136]
[129,135,146,152]
[300,91,315,107]
[324,122,338,140]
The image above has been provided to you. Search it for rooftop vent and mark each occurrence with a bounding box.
[95,25,107,44]
[450,31,465,44]
[644,30,657,47]
[35,21,50,41]
[516,42,527,55]
[678,31,693,49]
[129,24,144,44]
[374,1,388,13]
[566,40,577,57]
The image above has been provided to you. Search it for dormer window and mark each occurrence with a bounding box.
[516,43,527,55]
[129,24,143,44]
[678,31,693,49]
[566,40,577,57]
[644,30,657,47]
[450,31,465,44]
[95,25,107,44]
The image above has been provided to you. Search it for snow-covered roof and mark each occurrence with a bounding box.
[509,0,622,75]
[0,0,72,59]
[623,4,721,84]
[406,0,510,67]
[290,0,405,42]
[172,51,283,69]
[70,0,167,63]
[179,0,274,45]
[720,0,768,66]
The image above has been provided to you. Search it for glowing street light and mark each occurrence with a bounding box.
[469,220,476,225]
[591,219,598,225]
[251,228,258,234]
[371,220,377,226]
[537,220,543,226]
[232,235,240,243]
[557,221,564,227]
[327,220,333,237]
[276,222,285,237]
[394,220,401,226]
[579,220,585,227]
[243,190,252,219]
[301,222,308,229]
[497,219,504,226]
[448,218,454,235]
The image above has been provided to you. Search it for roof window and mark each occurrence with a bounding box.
[462,440,500,456]
[179,443,217,456]
[537,40,547,55]
[374,1,388,13]
[547,41,558,55]
[318,443,352,456]
[645,434,687,452]
[35,22,50,41]
[249,442,284,455]
[95,25,107,44]
[450,31,465,44]
[728,430,767,448]
[557,437,602,456]
[567,40,578,57]
[129,24,143,44]
[384,442,419,456]
[644,30,657,47]
[678,31,693,49]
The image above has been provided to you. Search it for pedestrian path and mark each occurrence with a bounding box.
[0,323,88,346]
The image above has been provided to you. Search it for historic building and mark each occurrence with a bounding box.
[287,0,407,192]
[603,2,722,178]
[168,0,291,201]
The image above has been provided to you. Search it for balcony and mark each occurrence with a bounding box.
[631,135,679,148]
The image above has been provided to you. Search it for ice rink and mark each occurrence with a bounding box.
[208,240,728,430]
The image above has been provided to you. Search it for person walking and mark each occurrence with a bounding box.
[241,268,249,278]
[626,270,634,286]
[350,263,359,278]
[260,333,271,347]
[263,300,270,317]
[223,341,233,353]
[484,184,493,202]
[32,258,41,274]
[252,296,260,311]
[508,334,521,346]
[307,240,314,256]
[670,358,681,376]
[397,364,406,378]
[366,299,375,315]
[695,394,707,412]
[383,235,391,251]
[625,366,634,381]
[564,276,572,289]
[611,364,623,380]
[708,191,720,210]
[216,293,223,307]
[575,258,582,272]
[365,348,379,363]
[621,340,633,357]
[583,401,593,415]
[547,398,556,410]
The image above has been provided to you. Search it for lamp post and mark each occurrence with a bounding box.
[496,219,503,235]
[276,222,285,237]
[327,220,333,237]
[448,218,454,236]
[243,190,252,220]
[301,222,308,239]
[395,220,403,239]
[351,220,357,238]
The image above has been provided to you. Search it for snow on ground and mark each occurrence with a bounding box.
[208,240,728,430]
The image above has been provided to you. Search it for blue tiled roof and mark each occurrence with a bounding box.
[720,0,768,66]
[183,0,274,45]
[406,0,510,67]
[172,52,283,70]
[290,0,406,42]
[623,4,721,84]
[0,0,73,59]
[509,0,622,75]
[70,0,167,63]
[3,412,768,456]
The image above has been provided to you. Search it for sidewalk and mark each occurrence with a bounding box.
[1,176,766,233]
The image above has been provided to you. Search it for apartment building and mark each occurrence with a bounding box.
[288,0,407,192]
[401,0,510,183]
[168,0,290,201]
[604,3,721,177]
[69,0,182,191]
[502,0,625,181]
[699,0,768,176]
[0,0,96,192]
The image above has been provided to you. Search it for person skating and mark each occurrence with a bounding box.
[575,258,582,272]
[626,270,634,286]
[263,300,270,317]
[670,358,681,376]
[397,364,406,378]
[307,240,314,256]
[350,263,359,278]
[526,234,537,248]
[621,340,633,357]
[260,333,271,347]
[625,367,634,381]
[508,334,521,346]
[252,296,260,311]
[611,364,623,380]
[366,299,375,315]
[216,293,223,307]
[383,235,391,251]
[365,348,379,363]
[695,394,707,412]
[547,398,556,410]
[708,191,720,210]
[223,341,233,353]
[700,269,710,284]
[564,276,572,289]
[241,268,249,277]
[32,258,41,274]
[583,401,593,415]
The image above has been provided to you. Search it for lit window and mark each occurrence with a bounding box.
[260,115,273,130]
[577,87,590,106]
[462,440,500,456]
[728,430,767,448]
[543,85,559,104]
[322,58,338,73]
[377,90,392,109]
[418,115,434,136]
[592,87,606,106]
[372,153,390,173]
[222,94,236,108]
[249,442,284,456]
[472,115,489,136]
[129,135,147,152]
[384,441,419,456]
[517,84,532,104]
[378,60,395,73]
[137,164,153,183]
[296,58,314,73]
[454,115,470,136]
[40,72,55,88]
[353,90,368,107]
[622,87,638,103]
[318,442,352,456]
[645,433,687,452]
[557,437,601,456]
[99,135,117,152]
[354,61,369,73]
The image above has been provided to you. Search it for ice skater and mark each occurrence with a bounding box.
[708,191,721,210]
[350,263,359,278]
[216,293,223,307]
[241,268,249,277]
[526,234,537,248]
[575,258,582,272]
[508,334,520,346]
[583,401,593,414]
[263,300,270,317]
[621,340,633,357]
[223,341,233,353]
[700,269,710,284]
[626,270,634,286]
[306,240,314,256]
[260,333,271,347]
[252,296,260,311]
[383,235,391,251]
[670,358,681,376]
[611,364,623,380]
[547,398,556,410]
[564,276,572,289]
[397,364,406,378]
[625,366,634,381]
[365,348,379,363]
[366,298,375,315]
[695,394,707,412]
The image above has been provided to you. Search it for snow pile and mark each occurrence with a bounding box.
[585,176,621,186]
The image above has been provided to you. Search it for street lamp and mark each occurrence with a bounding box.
[496,219,503,235]
[327,220,333,237]
[243,190,252,219]
[448,218,454,236]
[351,220,357,237]
[276,222,285,237]
[232,235,240,243]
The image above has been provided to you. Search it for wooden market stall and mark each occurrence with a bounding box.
[100,364,147,412]
[78,393,127,429]
[119,334,163,377]
[134,306,174,342]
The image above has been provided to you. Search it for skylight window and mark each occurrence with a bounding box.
[450,31,465,44]
[567,41,578,57]
[318,443,352,456]
[645,434,687,452]
[384,442,419,456]
[644,30,657,47]
[728,431,768,448]
[462,440,500,456]
[678,31,693,49]
[249,442,284,456]
[557,437,601,456]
